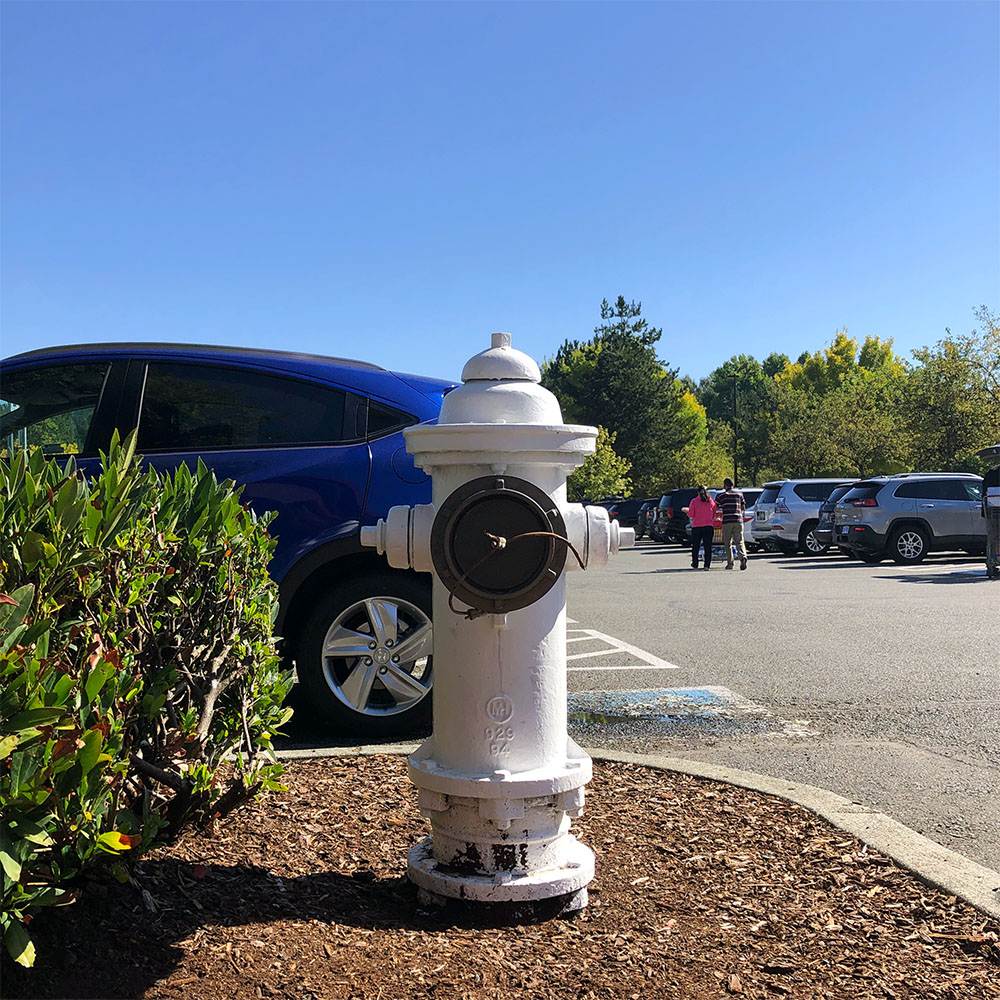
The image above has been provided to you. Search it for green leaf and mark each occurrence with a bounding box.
[7,751,41,794]
[4,919,35,968]
[77,728,103,777]
[3,707,65,733]
[0,584,34,631]
[0,847,22,881]
[84,662,113,703]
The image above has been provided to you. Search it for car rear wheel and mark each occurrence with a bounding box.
[889,526,930,565]
[799,521,829,555]
[295,571,433,738]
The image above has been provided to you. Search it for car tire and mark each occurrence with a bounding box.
[799,521,829,556]
[889,525,930,565]
[295,571,433,738]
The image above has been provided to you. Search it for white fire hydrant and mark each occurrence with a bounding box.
[361,333,634,915]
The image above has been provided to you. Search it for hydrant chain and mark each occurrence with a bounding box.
[447,529,588,620]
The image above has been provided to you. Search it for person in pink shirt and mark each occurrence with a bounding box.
[686,485,718,570]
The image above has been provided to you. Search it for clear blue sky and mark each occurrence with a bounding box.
[2,1,997,384]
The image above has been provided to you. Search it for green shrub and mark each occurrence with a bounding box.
[1,433,292,966]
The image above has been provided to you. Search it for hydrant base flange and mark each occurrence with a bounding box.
[407,835,594,904]
[408,737,592,799]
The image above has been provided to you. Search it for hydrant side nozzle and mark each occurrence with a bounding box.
[612,523,636,553]
[360,520,386,555]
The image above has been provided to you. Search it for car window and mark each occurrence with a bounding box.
[138,363,348,452]
[741,489,763,507]
[842,483,883,502]
[793,482,840,502]
[939,479,977,501]
[1,362,110,457]
[367,400,416,440]
[893,479,972,501]
[964,481,983,501]
[824,485,853,506]
[758,486,781,504]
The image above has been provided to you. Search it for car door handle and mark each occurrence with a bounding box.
[918,503,934,508]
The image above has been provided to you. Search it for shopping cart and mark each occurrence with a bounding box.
[976,445,1000,580]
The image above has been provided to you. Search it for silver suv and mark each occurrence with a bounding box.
[836,473,985,564]
[751,478,851,555]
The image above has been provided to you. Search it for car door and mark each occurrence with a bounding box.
[128,359,373,584]
[909,479,975,540]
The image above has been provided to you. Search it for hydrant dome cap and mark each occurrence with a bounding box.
[461,333,541,383]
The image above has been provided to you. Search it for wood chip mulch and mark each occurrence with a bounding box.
[4,755,998,1000]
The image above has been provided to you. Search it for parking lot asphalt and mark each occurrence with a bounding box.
[277,539,1000,874]
[563,540,1000,873]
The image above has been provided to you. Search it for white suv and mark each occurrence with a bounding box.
[751,478,852,555]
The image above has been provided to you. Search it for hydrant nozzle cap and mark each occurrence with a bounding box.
[461,332,541,383]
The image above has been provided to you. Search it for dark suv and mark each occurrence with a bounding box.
[606,497,648,529]
[654,487,705,545]
[1,343,456,737]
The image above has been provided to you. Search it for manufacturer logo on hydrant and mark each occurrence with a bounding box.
[486,695,514,724]
[359,332,635,918]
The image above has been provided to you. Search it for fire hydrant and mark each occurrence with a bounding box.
[361,333,634,915]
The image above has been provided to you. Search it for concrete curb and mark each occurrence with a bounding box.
[276,742,1000,920]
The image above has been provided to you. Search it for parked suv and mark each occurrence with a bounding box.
[1,343,457,737]
[634,498,658,539]
[812,482,858,553]
[836,474,985,564]
[751,478,850,555]
[606,497,648,529]
[654,487,704,545]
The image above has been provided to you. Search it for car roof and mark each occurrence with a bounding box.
[762,477,853,487]
[855,472,981,484]
[2,341,458,402]
[5,341,381,369]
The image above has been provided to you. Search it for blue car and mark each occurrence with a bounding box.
[0,343,456,737]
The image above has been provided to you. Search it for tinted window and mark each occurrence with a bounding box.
[793,482,840,502]
[842,483,884,502]
[893,479,975,501]
[758,486,781,504]
[741,489,763,507]
[368,400,416,439]
[139,363,347,452]
[940,479,976,501]
[965,481,983,501]
[1,363,109,457]
[826,485,853,505]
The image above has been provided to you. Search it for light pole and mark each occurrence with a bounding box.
[730,374,738,485]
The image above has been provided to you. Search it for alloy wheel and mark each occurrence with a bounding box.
[319,595,432,718]
[894,530,926,562]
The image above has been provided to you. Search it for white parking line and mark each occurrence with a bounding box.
[565,628,681,672]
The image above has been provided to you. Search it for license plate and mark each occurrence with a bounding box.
[839,526,849,537]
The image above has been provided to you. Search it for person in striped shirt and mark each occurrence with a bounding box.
[717,477,749,570]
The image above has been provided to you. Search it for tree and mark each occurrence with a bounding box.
[905,318,999,472]
[566,426,631,501]
[542,297,690,493]
[698,355,779,486]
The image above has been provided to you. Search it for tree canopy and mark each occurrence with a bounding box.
[543,302,997,494]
